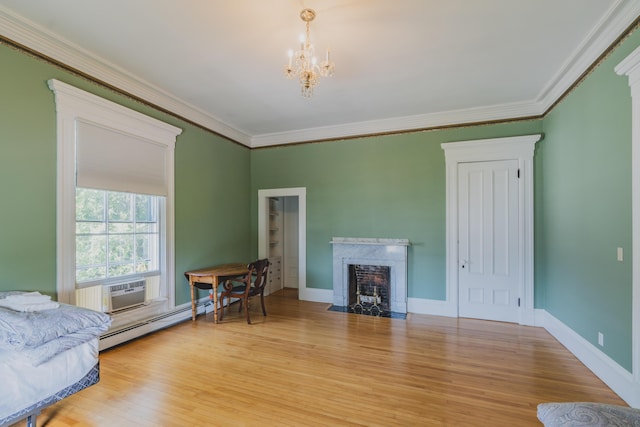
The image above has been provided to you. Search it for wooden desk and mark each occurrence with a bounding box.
[185,263,248,323]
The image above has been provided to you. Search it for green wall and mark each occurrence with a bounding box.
[535,30,640,371]
[249,29,640,371]
[2,22,639,373]
[0,43,252,305]
[0,46,56,291]
[250,120,543,300]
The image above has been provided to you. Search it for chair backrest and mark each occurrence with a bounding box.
[248,258,270,293]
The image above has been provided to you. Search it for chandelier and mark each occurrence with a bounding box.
[284,8,335,97]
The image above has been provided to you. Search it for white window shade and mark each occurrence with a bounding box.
[76,121,168,196]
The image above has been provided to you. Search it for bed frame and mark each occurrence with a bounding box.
[0,363,100,427]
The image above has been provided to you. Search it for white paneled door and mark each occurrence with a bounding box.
[458,160,519,322]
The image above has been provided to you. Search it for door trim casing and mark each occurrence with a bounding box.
[257,187,308,299]
[441,134,541,325]
[616,48,640,405]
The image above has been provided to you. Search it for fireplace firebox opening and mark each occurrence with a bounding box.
[348,264,391,317]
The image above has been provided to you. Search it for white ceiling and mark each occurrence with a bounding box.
[1,0,639,147]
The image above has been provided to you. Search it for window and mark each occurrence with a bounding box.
[76,188,160,285]
[49,79,181,322]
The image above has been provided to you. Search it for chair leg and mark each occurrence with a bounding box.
[260,293,267,316]
[244,298,251,324]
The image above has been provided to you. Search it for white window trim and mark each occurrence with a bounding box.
[48,79,182,307]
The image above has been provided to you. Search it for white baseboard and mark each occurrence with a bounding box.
[300,287,332,303]
[408,297,457,317]
[538,310,636,406]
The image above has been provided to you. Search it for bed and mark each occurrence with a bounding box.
[0,292,111,427]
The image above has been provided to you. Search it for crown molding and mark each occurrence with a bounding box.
[0,5,253,147]
[615,43,640,91]
[535,0,640,112]
[1,2,639,148]
[250,0,640,147]
[250,100,544,147]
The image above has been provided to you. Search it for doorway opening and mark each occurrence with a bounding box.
[258,188,307,300]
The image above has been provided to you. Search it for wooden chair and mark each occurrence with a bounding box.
[219,259,270,324]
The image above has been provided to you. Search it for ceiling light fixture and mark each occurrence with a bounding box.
[284,8,335,97]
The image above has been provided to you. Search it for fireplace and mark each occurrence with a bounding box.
[349,264,391,316]
[331,237,409,317]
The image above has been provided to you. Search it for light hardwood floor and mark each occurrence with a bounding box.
[16,289,626,426]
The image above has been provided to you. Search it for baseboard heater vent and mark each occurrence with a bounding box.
[102,279,146,313]
[99,305,195,350]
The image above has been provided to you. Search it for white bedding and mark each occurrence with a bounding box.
[0,292,111,358]
[0,338,98,422]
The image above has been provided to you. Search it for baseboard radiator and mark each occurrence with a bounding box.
[99,300,208,350]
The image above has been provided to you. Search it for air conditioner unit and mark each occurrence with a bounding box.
[102,279,146,313]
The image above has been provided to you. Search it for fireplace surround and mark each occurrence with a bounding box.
[331,237,409,315]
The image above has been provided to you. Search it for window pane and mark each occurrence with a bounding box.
[76,235,106,267]
[136,234,158,272]
[76,188,161,284]
[109,222,135,233]
[108,263,135,277]
[136,222,158,233]
[135,194,156,222]
[76,188,105,221]
[109,234,134,263]
[136,235,156,259]
[136,260,153,273]
[77,266,106,282]
[76,222,106,234]
[136,235,150,259]
[108,192,132,222]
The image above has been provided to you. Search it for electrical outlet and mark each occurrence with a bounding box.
[617,247,624,262]
[598,332,604,347]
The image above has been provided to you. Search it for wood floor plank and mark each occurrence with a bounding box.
[11,289,626,426]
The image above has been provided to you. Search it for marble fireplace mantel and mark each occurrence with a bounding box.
[331,237,409,314]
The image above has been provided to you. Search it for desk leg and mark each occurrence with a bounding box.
[189,277,196,321]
